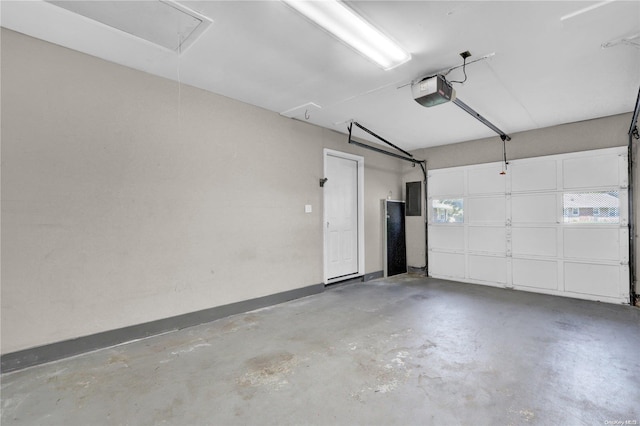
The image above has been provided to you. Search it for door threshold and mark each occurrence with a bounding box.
[325,275,363,288]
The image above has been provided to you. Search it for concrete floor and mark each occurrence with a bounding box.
[1,275,639,425]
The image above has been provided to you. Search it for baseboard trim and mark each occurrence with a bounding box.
[324,271,384,289]
[1,283,324,374]
[364,270,384,281]
[408,266,427,275]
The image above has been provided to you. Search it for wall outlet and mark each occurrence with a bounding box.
[305,204,312,213]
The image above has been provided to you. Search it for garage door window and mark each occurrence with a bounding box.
[562,191,619,224]
[432,199,463,223]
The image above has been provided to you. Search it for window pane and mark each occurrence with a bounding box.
[432,199,463,223]
[563,191,619,223]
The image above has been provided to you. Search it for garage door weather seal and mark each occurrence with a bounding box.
[628,84,640,306]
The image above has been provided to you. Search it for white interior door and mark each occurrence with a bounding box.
[324,151,363,282]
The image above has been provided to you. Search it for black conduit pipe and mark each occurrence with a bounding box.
[418,161,428,276]
[628,84,640,305]
[629,131,636,305]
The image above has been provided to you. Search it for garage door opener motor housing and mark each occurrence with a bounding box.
[411,74,456,107]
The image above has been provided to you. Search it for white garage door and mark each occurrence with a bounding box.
[428,147,629,304]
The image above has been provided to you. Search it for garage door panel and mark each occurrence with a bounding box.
[429,226,464,251]
[468,167,506,195]
[427,147,628,304]
[564,228,619,261]
[564,262,621,298]
[468,255,506,283]
[429,252,465,278]
[429,170,464,196]
[467,197,505,224]
[510,160,557,192]
[512,194,557,224]
[563,155,619,189]
[512,258,558,290]
[468,226,505,254]
[512,227,557,257]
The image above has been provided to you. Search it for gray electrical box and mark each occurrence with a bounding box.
[406,181,422,216]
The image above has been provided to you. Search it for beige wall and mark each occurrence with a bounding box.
[416,113,631,169]
[403,112,635,270]
[3,27,635,354]
[0,29,402,354]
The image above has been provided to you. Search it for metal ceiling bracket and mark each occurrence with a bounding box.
[352,122,414,158]
[348,122,421,165]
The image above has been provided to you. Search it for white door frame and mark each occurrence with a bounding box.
[323,149,365,284]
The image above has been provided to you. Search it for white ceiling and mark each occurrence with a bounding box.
[2,1,639,150]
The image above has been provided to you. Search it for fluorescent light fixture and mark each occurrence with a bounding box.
[282,0,410,70]
[560,0,615,21]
